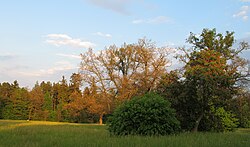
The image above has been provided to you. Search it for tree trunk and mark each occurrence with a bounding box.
[99,113,103,125]
[57,110,61,122]
[28,107,33,120]
[192,113,204,132]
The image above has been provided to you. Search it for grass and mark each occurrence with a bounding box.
[0,120,249,147]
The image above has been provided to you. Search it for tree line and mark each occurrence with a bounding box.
[0,74,87,122]
[0,29,249,132]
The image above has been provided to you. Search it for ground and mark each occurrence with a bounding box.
[0,120,249,147]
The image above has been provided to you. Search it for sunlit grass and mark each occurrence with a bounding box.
[0,120,249,147]
[0,120,78,131]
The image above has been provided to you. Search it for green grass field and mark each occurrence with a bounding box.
[0,120,249,147]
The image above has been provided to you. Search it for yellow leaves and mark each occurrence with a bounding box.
[80,38,171,104]
[84,94,108,115]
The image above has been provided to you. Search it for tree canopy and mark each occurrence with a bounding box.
[0,29,249,132]
[159,28,249,132]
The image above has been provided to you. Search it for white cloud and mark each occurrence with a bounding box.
[86,0,131,15]
[0,60,78,88]
[47,34,72,40]
[56,53,81,59]
[132,19,144,24]
[132,16,173,24]
[0,53,16,60]
[46,34,96,49]
[93,32,112,38]
[18,61,78,77]
[243,15,249,20]
[233,5,250,21]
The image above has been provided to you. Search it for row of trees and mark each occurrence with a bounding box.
[0,29,249,131]
[0,74,91,122]
[79,29,250,131]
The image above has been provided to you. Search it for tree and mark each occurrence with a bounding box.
[157,70,184,103]
[63,73,84,122]
[40,81,53,120]
[0,82,13,118]
[186,28,248,59]
[184,49,236,131]
[230,89,250,128]
[55,76,71,121]
[80,38,172,123]
[40,81,53,94]
[69,73,82,94]
[80,79,110,124]
[2,81,29,120]
[174,29,249,132]
[64,90,85,122]
[28,83,44,120]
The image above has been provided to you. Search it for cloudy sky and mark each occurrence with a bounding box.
[0,0,250,88]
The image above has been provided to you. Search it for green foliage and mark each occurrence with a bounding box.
[108,93,180,136]
[2,88,29,120]
[186,28,249,59]
[0,82,13,119]
[230,92,250,128]
[0,74,93,123]
[211,107,239,132]
[200,107,239,132]
[159,28,249,132]
[157,71,197,131]
[0,33,248,131]
[186,29,248,132]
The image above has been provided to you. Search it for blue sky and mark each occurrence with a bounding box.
[0,0,250,88]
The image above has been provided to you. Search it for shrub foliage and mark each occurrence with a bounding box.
[108,93,180,136]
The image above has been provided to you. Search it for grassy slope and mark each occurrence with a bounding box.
[0,120,249,147]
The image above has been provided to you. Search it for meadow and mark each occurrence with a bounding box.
[0,120,249,147]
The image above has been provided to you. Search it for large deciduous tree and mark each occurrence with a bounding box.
[80,38,172,124]
[160,29,249,132]
[184,49,233,132]
[183,29,249,132]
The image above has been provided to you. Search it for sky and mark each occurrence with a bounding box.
[0,0,250,89]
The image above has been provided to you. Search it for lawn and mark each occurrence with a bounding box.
[0,120,249,147]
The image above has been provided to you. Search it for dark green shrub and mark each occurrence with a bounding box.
[108,93,180,136]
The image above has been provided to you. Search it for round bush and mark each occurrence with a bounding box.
[108,93,180,136]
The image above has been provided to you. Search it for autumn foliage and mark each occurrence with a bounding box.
[0,29,249,133]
